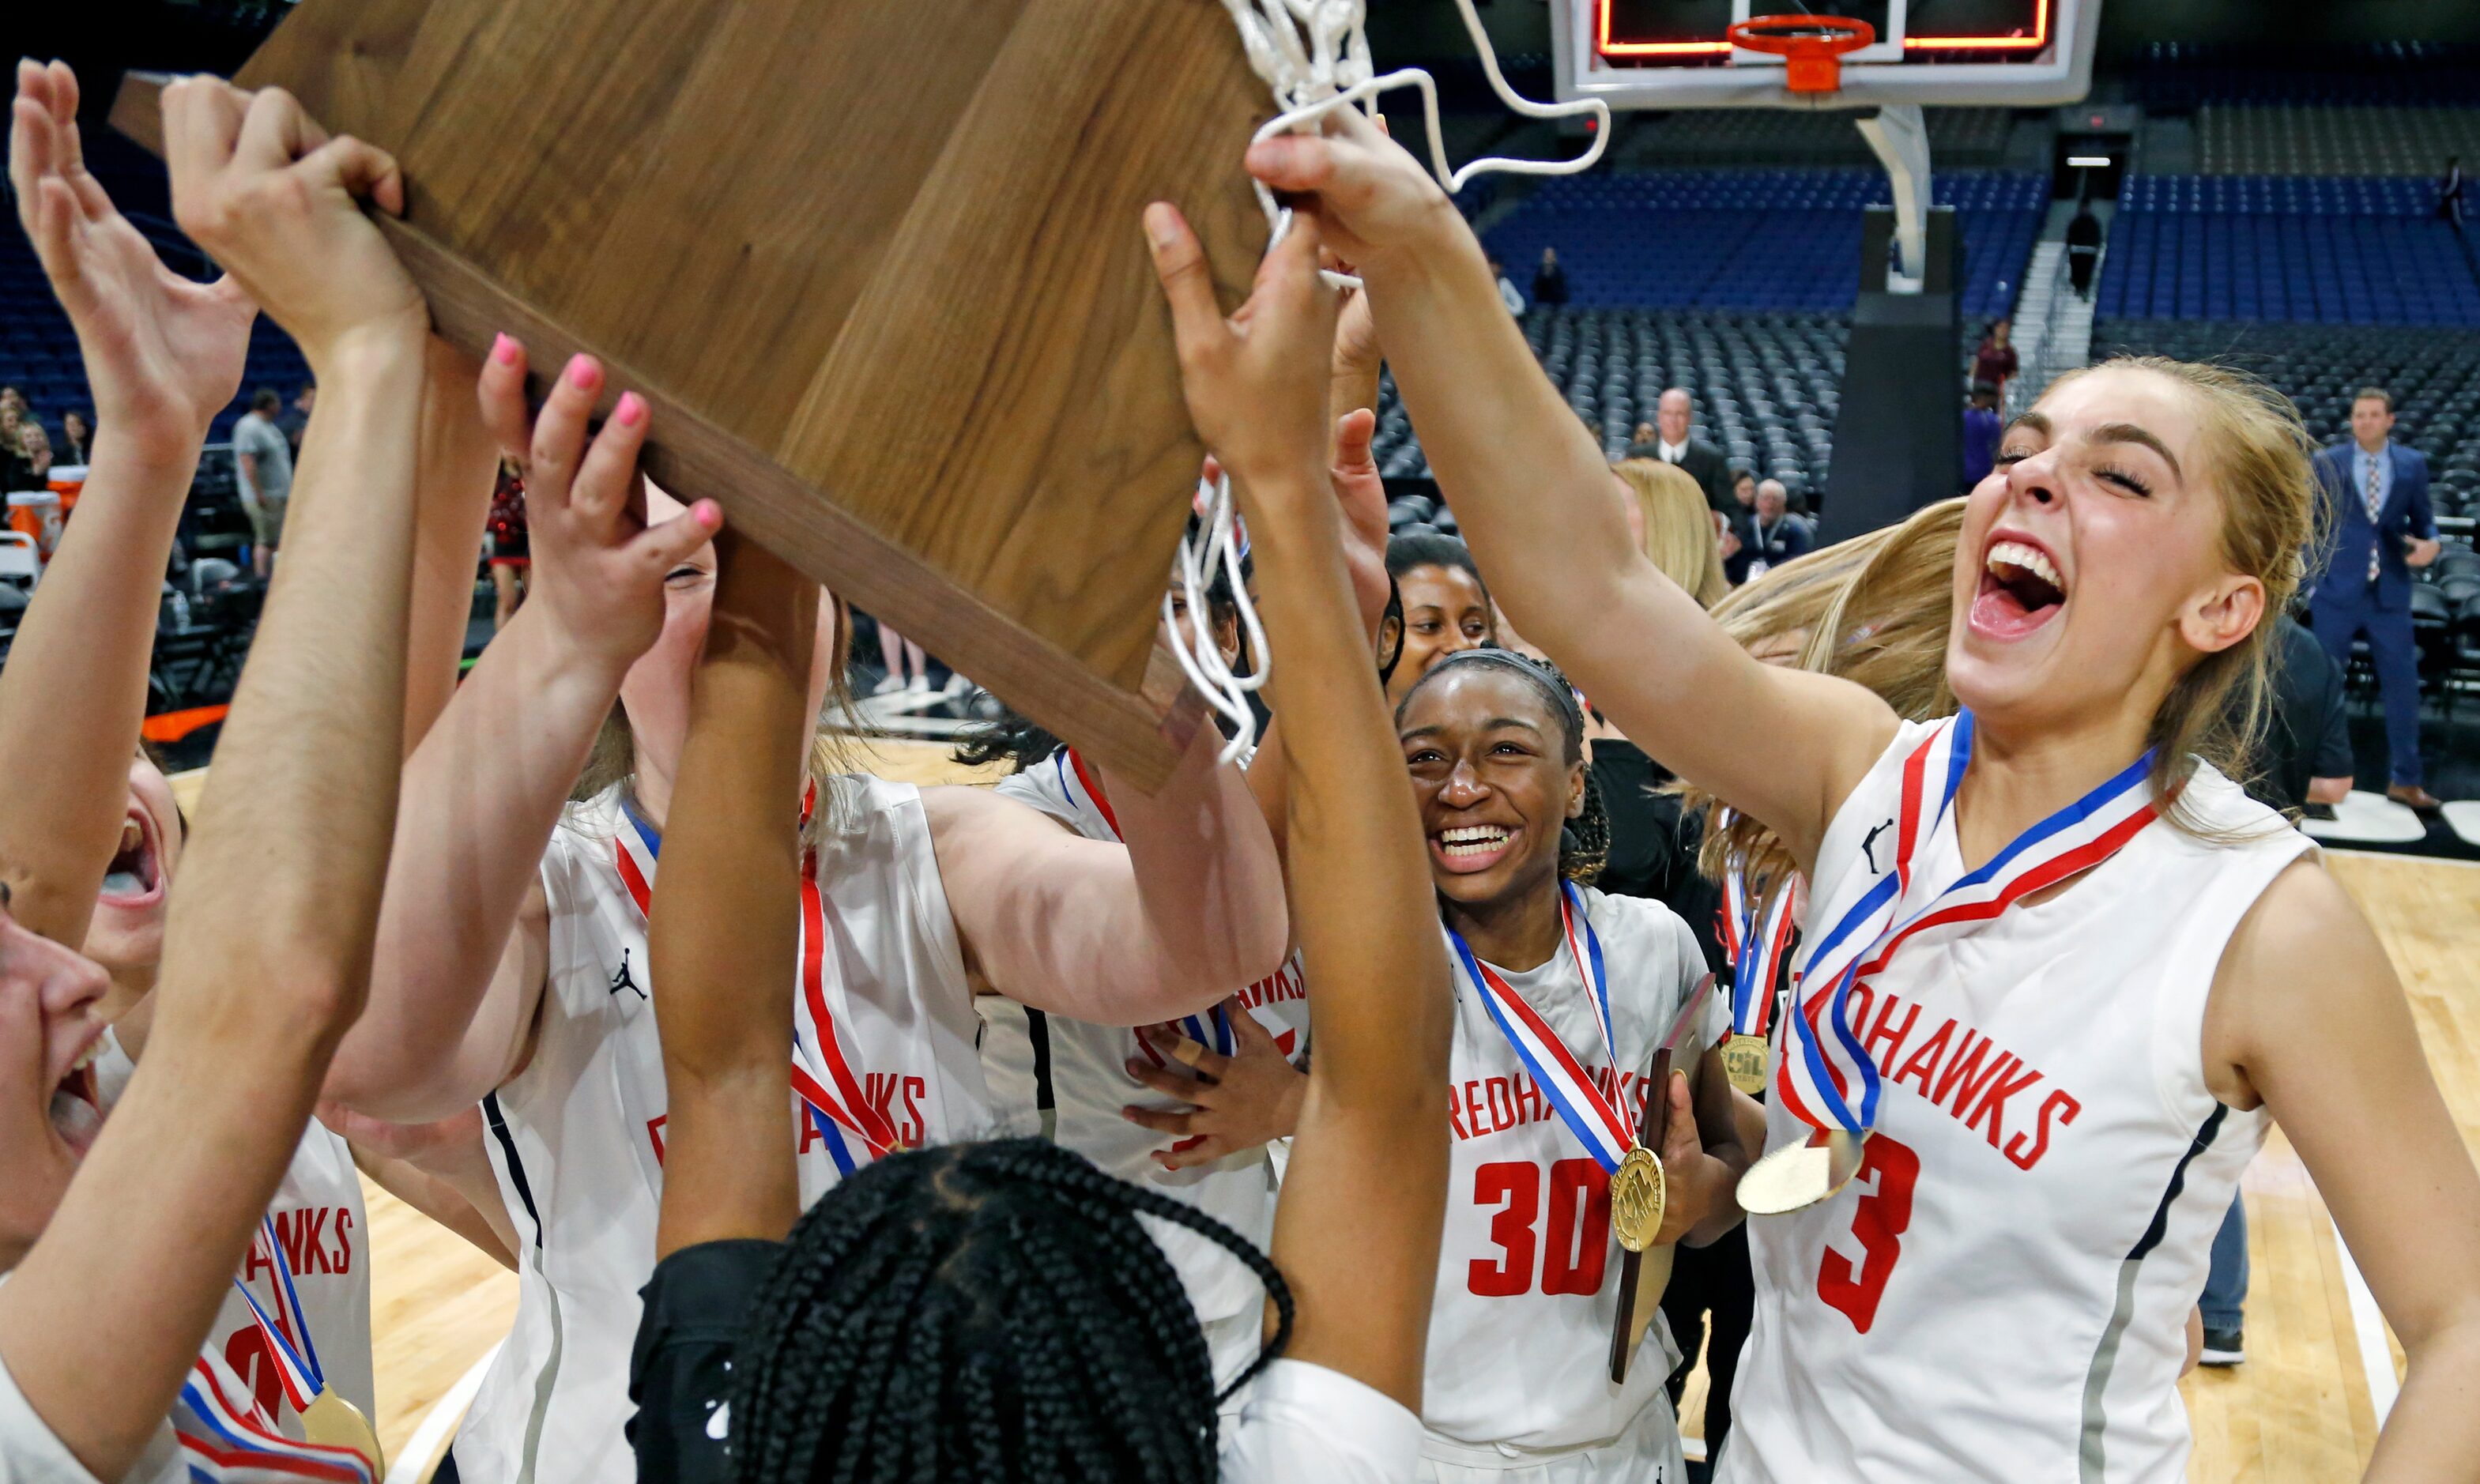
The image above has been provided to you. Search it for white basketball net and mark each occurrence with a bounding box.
[1170,0,1610,764]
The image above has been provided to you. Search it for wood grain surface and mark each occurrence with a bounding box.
[119,0,1274,787]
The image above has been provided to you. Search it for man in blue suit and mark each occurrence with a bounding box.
[2309,387,2444,810]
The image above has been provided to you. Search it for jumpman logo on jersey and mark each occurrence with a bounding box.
[1862,818,1896,875]
[609,949,645,1000]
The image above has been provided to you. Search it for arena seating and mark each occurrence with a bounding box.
[1374,307,1845,502]
[1614,107,2015,170]
[2129,42,2480,111]
[2090,320,2480,518]
[1482,168,2044,324]
[2095,176,2480,327]
[2193,107,2480,178]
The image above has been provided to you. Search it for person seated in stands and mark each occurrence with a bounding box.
[59,411,91,467]
[1489,255,1525,316]
[17,422,52,488]
[1963,382,2003,491]
[1973,317,2018,402]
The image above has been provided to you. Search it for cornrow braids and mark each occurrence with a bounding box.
[729,1137,1295,1484]
[1396,646,1607,879]
[951,707,1065,774]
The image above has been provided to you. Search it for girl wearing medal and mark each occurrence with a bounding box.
[1150,637,1751,1482]
[315,296,1288,1484]
[0,73,442,1484]
[1238,108,2480,1481]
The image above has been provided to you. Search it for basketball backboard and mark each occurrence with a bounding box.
[1554,0,2101,110]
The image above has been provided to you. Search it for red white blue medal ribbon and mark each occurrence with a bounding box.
[1057,751,1235,1060]
[1448,881,1634,1173]
[1729,868,1797,1041]
[1777,711,2158,1134]
[1713,811,1798,1042]
[175,1347,369,1483]
[614,793,896,1173]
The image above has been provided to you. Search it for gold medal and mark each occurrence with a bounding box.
[1721,1032,1769,1096]
[300,1387,385,1475]
[1736,1128,1866,1215]
[1607,1143,1665,1253]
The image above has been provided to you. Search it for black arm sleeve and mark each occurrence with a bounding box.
[629,1239,784,1484]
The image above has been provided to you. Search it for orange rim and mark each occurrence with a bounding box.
[1726,14,1876,92]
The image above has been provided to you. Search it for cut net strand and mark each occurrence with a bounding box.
[1173,0,1610,764]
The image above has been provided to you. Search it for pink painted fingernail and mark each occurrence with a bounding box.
[489,333,518,366]
[613,391,645,427]
[565,354,597,389]
[692,499,722,529]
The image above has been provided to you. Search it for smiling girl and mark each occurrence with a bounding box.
[1238,108,2480,1482]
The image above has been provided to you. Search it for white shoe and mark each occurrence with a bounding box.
[906,673,931,693]
[872,674,906,697]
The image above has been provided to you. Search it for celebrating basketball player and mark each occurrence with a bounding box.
[312,340,1289,1480]
[1237,106,2480,1480]
[0,73,436,1482]
[612,208,1449,1482]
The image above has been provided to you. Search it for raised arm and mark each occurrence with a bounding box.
[1150,203,1453,1407]
[924,710,1287,1026]
[649,529,813,1257]
[322,345,718,1121]
[0,80,424,1478]
[1243,110,1898,868]
[2212,861,2480,1482]
[0,61,253,946]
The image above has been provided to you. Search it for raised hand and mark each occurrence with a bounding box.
[1330,408,1392,638]
[9,61,254,462]
[476,338,719,681]
[1120,1000,1306,1172]
[1145,200,1339,499]
[160,75,423,367]
[1244,104,1462,273]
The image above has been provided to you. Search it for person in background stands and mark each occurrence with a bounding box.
[1489,255,1525,316]
[1644,387,1732,514]
[1530,246,1568,307]
[0,398,25,493]
[2065,202,2104,297]
[1737,479,1813,583]
[2437,156,2465,232]
[1971,318,2018,405]
[231,386,292,579]
[15,421,51,488]
[1962,382,2003,492]
[2309,386,2442,812]
[58,410,90,466]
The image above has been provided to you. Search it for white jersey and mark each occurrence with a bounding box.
[1423,887,1715,1476]
[1722,725,2313,1484]
[458,777,990,1484]
[981,749,1310,1391]
[93,1029,375,1429]
[1221,1359,1423,1483]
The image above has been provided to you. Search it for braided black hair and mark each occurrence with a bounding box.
[729,1137,1295,1484]
[1395,647,1610,882]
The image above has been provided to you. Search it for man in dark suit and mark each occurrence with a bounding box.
[1641,387,1732,513]
[2309,386,2444,810]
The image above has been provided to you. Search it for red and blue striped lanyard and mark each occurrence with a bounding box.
[1448,880,1634,1173]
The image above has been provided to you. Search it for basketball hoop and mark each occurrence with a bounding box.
[1727,14,1877,95]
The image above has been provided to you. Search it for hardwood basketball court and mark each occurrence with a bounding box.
[237,748,2469,1482]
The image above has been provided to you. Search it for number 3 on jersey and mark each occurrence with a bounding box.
[1817,1133,1919,1333]
[1468,1159,1611,1297]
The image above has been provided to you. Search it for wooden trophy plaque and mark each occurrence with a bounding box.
[115,0,1276,787]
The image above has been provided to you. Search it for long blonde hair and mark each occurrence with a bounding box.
[1613,458,1729,607]
[1687,498,1966,888]
[2046,356,2319,836]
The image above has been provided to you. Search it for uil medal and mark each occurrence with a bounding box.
[1721,1032,1769,1096]
[301,1388,386,1474]
[1608,1143,1665,1253]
